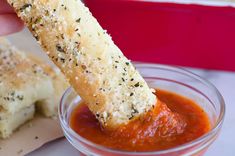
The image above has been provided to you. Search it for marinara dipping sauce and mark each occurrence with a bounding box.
[70,89,210,152]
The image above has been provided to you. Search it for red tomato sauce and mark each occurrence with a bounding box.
[70,89,210,152]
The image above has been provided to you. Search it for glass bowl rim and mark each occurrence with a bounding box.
[59,63,225,155]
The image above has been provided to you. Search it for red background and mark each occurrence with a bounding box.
[84,0,235,71]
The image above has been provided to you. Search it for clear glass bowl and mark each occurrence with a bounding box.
[59,63,225,156]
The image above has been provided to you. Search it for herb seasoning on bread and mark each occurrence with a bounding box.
[8,0,156,128]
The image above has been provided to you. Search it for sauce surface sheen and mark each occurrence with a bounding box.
[70,89,210,151]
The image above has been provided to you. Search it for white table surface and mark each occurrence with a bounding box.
[6,29,235,156]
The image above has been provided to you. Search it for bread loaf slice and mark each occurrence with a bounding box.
[8,0,157,128]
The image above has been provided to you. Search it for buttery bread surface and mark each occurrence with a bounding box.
[0,38,68,138]
[8,0,156,128]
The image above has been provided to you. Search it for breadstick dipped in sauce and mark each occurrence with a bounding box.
[7,0,191,141]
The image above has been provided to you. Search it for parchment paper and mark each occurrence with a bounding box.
[0,115,64,156]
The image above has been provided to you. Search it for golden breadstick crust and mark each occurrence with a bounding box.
[8,0,156,128]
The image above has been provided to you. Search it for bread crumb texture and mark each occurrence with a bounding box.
[0,38,68,138]
[8,0,156,128]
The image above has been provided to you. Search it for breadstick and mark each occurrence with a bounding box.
[0,38,68,138]
[8,0,157,128]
